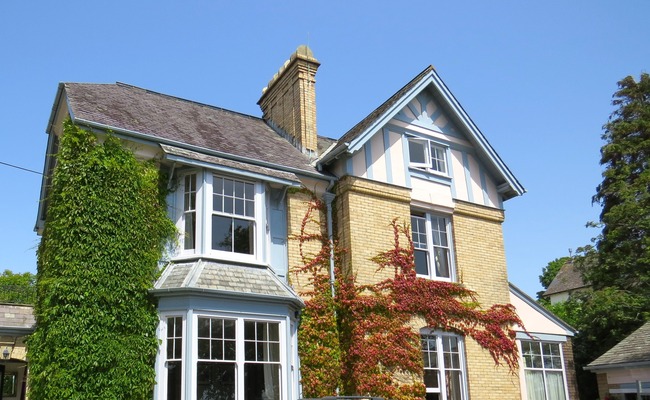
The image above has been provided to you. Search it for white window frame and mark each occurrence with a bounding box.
[174,170,266,264]
[157,313,186,400]
[191,313,287,400]
[421,331,468,400]
[520,340,570,400]
[408,138,449,175]
[411,212,455,281]
[205,173,264,264]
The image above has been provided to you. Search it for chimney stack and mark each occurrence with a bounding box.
[258,45,320,156]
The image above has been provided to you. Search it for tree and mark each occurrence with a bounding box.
[28,121,176,399]
[588,73,650,295]
[553,74,650,400]
[0,269,36,304]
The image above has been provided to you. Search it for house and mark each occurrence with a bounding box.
[585,321,650,399]
[0,304,35,400]
[543,262,588,305]
[37,45,576,399]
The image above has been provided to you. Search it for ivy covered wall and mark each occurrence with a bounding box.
[28,121,176,399]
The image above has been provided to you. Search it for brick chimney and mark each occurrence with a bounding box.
[258,45,320,156]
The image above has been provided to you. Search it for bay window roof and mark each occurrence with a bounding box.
[152,260,304,308]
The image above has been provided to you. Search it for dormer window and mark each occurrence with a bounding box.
[408,138,448,174]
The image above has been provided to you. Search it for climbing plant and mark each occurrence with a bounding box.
[295,196,523,400]
[28,120,176,399]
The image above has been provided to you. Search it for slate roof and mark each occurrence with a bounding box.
[587,321,650,369]
[153,260,303,307]
[544,262,588,296]
[0,304,35,335]
[59,82,324,178]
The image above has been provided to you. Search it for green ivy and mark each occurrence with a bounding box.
[28,121,176,399]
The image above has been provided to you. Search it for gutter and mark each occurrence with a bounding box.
[150,287,305,309]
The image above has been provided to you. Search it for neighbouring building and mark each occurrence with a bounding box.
[543,262,588,305]
[36,45,577,400]
[585,321,650,399]
[0,304,34,400]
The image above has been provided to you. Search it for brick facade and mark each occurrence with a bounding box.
[334,176,411,285]
[451,200,521,398]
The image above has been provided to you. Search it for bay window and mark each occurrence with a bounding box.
[521,341,568,400]
[176,171,263,262]
[411,212,454,280]
[421,332,467,400]
[160,314,285,400]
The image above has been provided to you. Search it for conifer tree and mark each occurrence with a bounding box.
[589,73,650,297]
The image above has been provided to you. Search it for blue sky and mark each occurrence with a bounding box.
[1,1,648,297]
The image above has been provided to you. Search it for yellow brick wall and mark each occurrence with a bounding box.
[286,189,327,296]
[258,49,319,154]
[334,176,411,286]
[452,199,520,399]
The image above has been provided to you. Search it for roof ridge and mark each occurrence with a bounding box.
[113,81,266,123]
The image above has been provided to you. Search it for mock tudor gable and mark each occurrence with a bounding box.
[319,66,525,209]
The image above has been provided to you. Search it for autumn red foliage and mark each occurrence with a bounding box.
[294,196,523,400]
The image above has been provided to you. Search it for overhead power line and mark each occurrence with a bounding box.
[0,160,43,175]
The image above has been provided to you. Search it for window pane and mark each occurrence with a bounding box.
[235,181,245,198]
[430,144,447,174]
[233,218,254,254]
[546,371,567,400]
[434,248,450,278]
[197,339,210,359]
[198,318,210,338]
[214,194,223,212]
[166,360,182,400]
[269,343,280,362]
[224,178,234,196]
[224,320,236,339]
[409,139,427,164]
[197,362,235,400]
[224,340,236,360]
[212,319,223,338]
[245,363,280,400]
[415,250,430,276]
[184,212,196,250]
[245,321,256,340]
[423,369,439,390]
[235,198,245,215]
[245,200,255,217]
[446,370,463,400]
[245,341,256,361]
[173,317,182,337]
[268,324,279,341]
[212,215,233,251]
